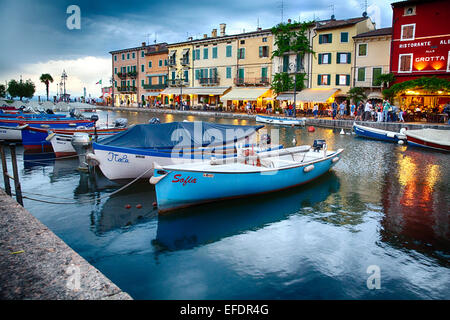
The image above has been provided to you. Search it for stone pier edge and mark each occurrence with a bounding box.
[0,188,133,300]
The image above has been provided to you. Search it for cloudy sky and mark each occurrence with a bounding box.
[0,0,395,98]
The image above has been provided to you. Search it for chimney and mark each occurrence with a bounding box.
[142,42,146,47]
[287,19,292,23]
[220,23,226,36]
[203,34,208,39]
[212,29,217,37]
[331,14,336,20]
[188,36,193,41]
[257,27,262,31]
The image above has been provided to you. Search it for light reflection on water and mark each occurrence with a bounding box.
[1,110,449,299]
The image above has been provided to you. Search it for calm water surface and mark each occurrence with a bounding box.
[2,110,449,299]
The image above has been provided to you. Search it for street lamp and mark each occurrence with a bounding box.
[289,62,298,118]
[175,68,188,110]
[61,70,68,102]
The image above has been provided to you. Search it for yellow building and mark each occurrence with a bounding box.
[161,24,274,110]
[311,16,375,99]
[353,27,392,100]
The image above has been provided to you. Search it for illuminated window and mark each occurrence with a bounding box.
[404,6,416,16]
[318,74,330,85]
[401,24,415,41]
[447,51,450,72]
[336,74,350,86]
[399,54,413,73]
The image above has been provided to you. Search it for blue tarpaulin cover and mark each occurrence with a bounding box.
[97,121,264,149]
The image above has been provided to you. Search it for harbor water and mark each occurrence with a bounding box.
[1,110,449,299]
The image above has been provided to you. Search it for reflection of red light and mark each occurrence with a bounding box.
[414,62,427,71]
[431,61,444,70]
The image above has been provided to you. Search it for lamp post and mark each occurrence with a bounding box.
[289,62,297,118]
[176,68,188,110]
[61,70,67,102]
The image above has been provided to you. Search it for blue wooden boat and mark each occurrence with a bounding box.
[150,143,344,213]
[88,121,272,182]
[352,122,406,143]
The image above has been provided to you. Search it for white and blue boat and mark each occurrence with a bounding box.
[256,115,306,126]
[352,122,406,143]
[150,142,343,213]
[87,121,273,182]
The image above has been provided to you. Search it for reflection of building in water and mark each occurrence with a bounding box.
[153,172,340,252]
[380,150,449,263]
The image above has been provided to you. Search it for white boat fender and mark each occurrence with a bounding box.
[398,140,404,145]
[399,128,407,135]
[149,170,170,185]
[304,164,315,173]
[340,129,345,135]
[332,157,340,163]
[386,132,396,138]
[323,143,328,158]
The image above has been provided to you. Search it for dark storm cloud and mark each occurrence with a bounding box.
[0,0,393,75]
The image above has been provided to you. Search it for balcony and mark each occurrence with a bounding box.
[117,86,137,92]
[199,77,220,86]
[168,59,176,67]
[142,83,168,90]
[117,72,127,79]
[180,58,189,66]
[234,77,270,86]
[168,79,189,87]
[127,71,138,78]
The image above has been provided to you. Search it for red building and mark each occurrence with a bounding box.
[390,0,450,81]
[390,0,450,110]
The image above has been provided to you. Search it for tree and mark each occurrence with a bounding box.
[0,84,5,98]
[39,73,54,101]
[375,73,395,89]
[347,87,367,104]
[7,79,35,101]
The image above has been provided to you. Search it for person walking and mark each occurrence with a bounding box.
[313,104,319,118]
[443,102,450,124]
[331,101,338,120]
[364,100,372,121]
[350,103,356,118]
[383,100,390,122]
[339,101,346,119]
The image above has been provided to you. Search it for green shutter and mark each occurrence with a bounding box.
[259,46,263,57]
[213,47,218,58]
[261,67,267,79]
[203,48,208,59]
[226,46,232,57]
[336,74,339,85]
[318,53,322,64]
[328,53,332,64]
[329,34,332,43]
[327,75,331,85]
[346,75,350,86]
[337,53,340,64]
[347,53,351,64]
[226,67,231,79]
[318,74,321,85]
[238,68,244,80]
[319,35,323,44]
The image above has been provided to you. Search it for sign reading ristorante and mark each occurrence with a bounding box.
[393,36,450,73]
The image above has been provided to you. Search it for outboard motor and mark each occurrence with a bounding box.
[71,132,92,171]
[90,114,99,122]
[313,139,326,152]
[149,117,161,124]
[46,109,54,114]
[114,118,128,128]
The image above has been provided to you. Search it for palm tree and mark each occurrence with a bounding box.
[39,74,54,101]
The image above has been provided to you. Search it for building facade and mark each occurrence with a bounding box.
[390,0,450,108]
[111,42,168,107]
[353,27,392,99]
[311,16,375,97]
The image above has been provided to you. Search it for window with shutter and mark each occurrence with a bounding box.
[358,43,367,57]
[372,68,382,86]
[399,54,412,72]
[341,32,348,43]
[226,45,232,57]
[203,48,208,59]
[401,24,415,40]
[212,47,218,59]
[226,67,231,79]
[357,68,366,82]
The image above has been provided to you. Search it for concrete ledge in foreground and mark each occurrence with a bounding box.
[0,189,132,300]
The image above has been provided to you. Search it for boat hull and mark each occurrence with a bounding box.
[0,125,24,141]
[353,123,406,143]
[153,150,343,212]
[256,115,306,126]
[406,132,450,152]
[91,143,282,181]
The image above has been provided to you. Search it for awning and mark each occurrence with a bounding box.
[295,88,340,103]
[220,88,271,101]
[160,87,230,95]
[143,92,161,97]
[367,92,383,99]
[182,48,189,56]
[276,92,296,101]
[168,50,176,58]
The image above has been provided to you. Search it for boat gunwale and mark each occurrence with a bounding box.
[158,149,343,175]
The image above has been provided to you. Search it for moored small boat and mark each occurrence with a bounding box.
[353,122,406,143]
[405,128,450,152]
[150,142,343,213]
[87,121,268,182]
[256,115,306,126]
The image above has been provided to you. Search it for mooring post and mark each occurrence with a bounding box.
[9,143,23,206]
[0,140,11,196]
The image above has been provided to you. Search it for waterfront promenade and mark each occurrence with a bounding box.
[96,106,450,131]
[0,189,132,300]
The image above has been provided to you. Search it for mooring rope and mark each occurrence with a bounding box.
[14,165,155,205]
